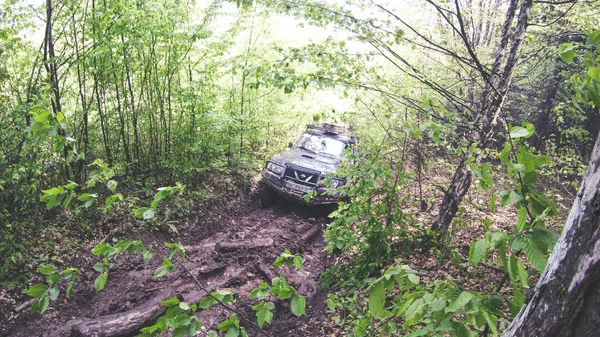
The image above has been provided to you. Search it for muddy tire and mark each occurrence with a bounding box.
[259,183,276,208]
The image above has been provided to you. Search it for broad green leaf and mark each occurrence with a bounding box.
[92,243,109,256]
[225,326,240,337]
[291,295,306,316]
[368,281,386,317]
[586,30,600,46]
[445,291,473,313]
[558,43,577,63]
[293,256,304,269]
[106,180,117,192]
[523,238,548,271]
[134,207,150,219]
[407,274,420,285]
[256,307,273,328]
[516,258,530,289]
[468,239,487,266]
[38,265,56,275]
[143,249,153,263]
[500,190,524,207]
[588,67,600,82]
[451,321,470,337]
[94,272,108,292]
[531,227,559,251]
[161,297,180,306]
[25,284,48,298]
[32,296,49,314]
[154,266,169,278]
[48,287,59,301]
[143,208,156,220]
[199,296,218,309]
[404,298,426,328]
[509,126,530,139]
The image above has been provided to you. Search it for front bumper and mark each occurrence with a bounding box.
[261,170,341,205]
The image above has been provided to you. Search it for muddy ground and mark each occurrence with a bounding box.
[2,194,332,337]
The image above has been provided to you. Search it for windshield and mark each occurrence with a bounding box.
[295,133,347,158]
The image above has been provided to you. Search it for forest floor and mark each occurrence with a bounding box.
[2,187,334,337]
[0,172,574,337]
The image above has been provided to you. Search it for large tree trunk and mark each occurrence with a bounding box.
[501,132,600,336]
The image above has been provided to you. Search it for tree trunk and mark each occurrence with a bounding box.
[71,289,180,337]
[432,0,532,238]
[501,132,600,337]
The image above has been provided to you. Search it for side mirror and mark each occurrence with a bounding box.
[288,141,293,148]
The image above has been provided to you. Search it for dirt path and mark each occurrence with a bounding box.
[3,196,331,337]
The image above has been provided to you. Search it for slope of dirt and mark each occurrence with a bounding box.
[3,194,332,337]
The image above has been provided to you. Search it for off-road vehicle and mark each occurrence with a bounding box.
[259,123,356,207]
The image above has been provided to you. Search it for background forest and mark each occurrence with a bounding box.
[1,0,599,336]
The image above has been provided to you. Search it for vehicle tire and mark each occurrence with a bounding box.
[259,183,276,208]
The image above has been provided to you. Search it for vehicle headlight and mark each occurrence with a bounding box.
[331,178,345,188]
[266,162,284,175]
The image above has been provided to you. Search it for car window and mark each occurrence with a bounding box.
[295,133,346,158]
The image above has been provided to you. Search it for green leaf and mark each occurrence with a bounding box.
[489,194,497,212]
[225,326,240,337]
[199,296,218,309]
[293,256,304,269]
[404,298,426,328]
[531,227,559,251]
[161,297,180,307]
[500,190,524,207]
[143,208,156,220]
[451,321,470,337]
[291,295,306,317]
[509,126,530,139]
[256,307,273,328]
[93,263,106,273]
[38,265,56,275]
[32,296,49,314]
[94,272,108,292]
[134,207,150,219]
[558,43,577,63]
[445,291,474,313]
[143,249,153,263]
[25,284,48,298]
[588,67,600,82]
[154,266,169,278]
[66,280,75,298]
[407,274,420,285]
[516,258,530,289]
[468,239,487,266]
[48,287,59,301]
[92,243,109,256]
[523,238,548,271]
[368,281,386,317]
[106,180,117,192]
[586,30,600,46]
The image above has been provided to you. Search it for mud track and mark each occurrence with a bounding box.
[4,196,332,337]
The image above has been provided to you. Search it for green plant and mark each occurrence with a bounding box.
[24,265,79,314]
[139,297,202,337]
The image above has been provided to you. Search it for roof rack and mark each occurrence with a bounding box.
[306,123,349,135]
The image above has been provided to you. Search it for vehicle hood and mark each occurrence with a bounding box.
[271,148,341,173]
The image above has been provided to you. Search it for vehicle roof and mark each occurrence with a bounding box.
[303,129,354,143]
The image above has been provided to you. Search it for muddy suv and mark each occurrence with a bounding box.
[259,123,356,207]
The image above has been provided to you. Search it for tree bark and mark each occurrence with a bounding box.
[432,0,532,237]
[501,132,600,337]
[71,289,180,337]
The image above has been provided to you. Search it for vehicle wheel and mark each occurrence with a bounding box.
[259,183,276,208]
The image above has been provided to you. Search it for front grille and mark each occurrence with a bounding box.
[284,165,320,186]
